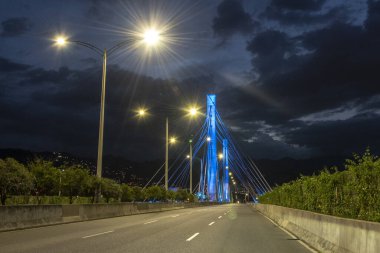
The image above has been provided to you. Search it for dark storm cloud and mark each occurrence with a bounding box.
[1,17,32,37]
[246,30,296,79]
[284,113,380,156]
[0,57,30,72]
[1,0,379,161]
[263,6,345,25]
[86,0,119,22]
[212,0,256,39]
[271,0,327,11]
[0,57,214,159]
[244,18,380,123]
[366,0,380,39]
[205,1,380,158]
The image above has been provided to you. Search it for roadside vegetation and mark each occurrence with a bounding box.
[0,158,195,205]
[259,149,380,222]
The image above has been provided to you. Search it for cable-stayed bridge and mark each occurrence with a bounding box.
[0,95,314,253]
[147,94,272,202]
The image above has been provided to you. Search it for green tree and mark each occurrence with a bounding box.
[28,159,59,203]
[188,193,195,202]
[121,184,133,202]
[61,165,91,204]
[175,189,188,201]
[167,190,176,202]
[101,178,121,203]
[131,186,144,201]
[0,158,33,205]
[82,174,100,203]
[144,186,165,201]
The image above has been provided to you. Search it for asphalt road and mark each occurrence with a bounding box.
[0,204,314,253]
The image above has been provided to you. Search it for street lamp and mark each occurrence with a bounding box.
[54,30,160,202]
[137,108,147,117]
[165,106,199,191]
[143,29,160,45]
[189,138,193,193]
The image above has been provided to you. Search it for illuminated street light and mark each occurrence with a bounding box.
[206,137,211,142]
[187,106,199,117]
[54,27,162,202]
[54,36,67,46]
[143,29,160,46]
[137,108,147,117]
[229,172,232,176]
[169,137,176,144]
[218,153,223,159]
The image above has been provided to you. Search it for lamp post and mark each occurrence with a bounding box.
[165,106,199,191]
[186,155,203,194]
[189,138,193,193]
[137,107,197,191]
[165,117,169,191]
[54,29,161,202]
[165,119,177,191]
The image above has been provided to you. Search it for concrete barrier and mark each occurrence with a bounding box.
[0,205,63,231]
[252,204,380,253]
[0,202,220,232]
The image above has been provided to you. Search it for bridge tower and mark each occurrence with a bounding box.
[206,94,217,201]
[222,139,230,202]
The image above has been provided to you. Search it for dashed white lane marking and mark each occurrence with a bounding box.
[171,214,179,217]
[208,221,215,226]
[218,216,222,219]
[258,212,318,253]
[186,233,200,241]
[82,231,113,239]
[144,220,158,225]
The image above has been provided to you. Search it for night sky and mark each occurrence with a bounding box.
[1,0,379,161]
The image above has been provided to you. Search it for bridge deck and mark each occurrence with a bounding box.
[0,204,313,253]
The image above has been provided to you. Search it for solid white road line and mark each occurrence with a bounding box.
[208,222,215,226]
[218,216,222,219]
[82,231,114,239]
[144,220,158,225]
[186,233,200,241]
[258,212,318,253]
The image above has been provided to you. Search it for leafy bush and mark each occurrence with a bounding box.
[259,150,380,222]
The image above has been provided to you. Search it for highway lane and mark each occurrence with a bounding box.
[0,204,314,253]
